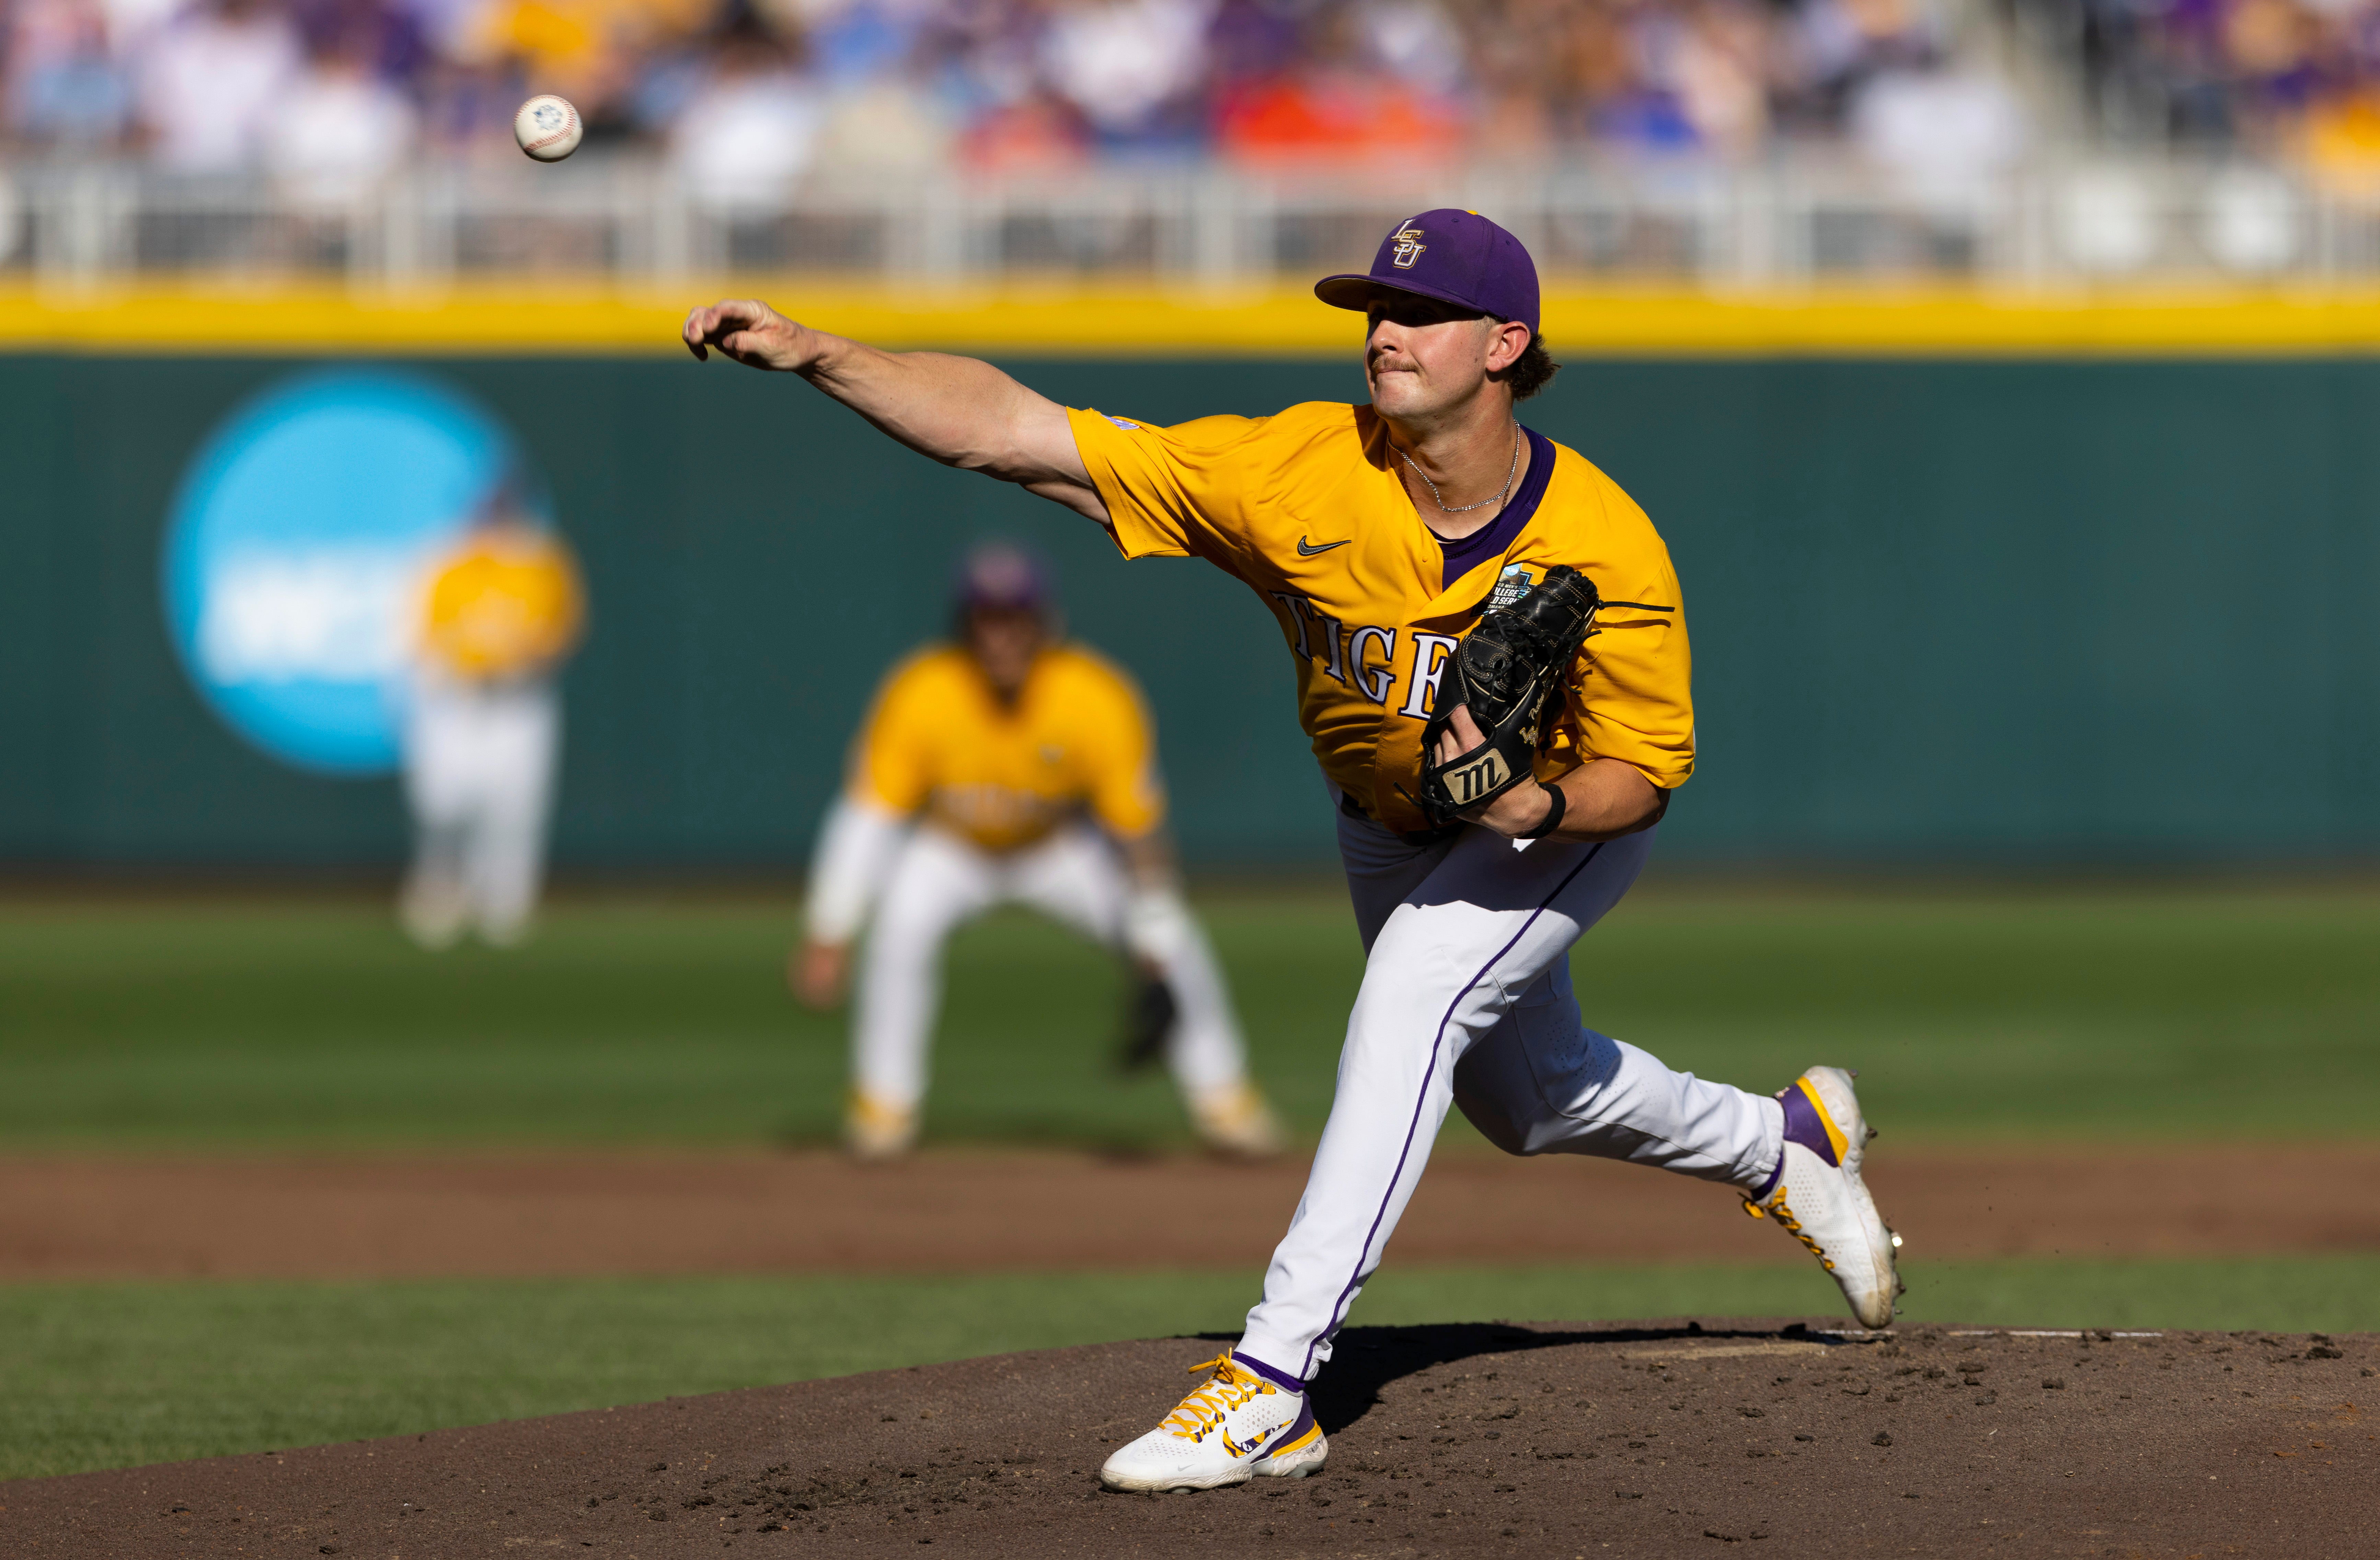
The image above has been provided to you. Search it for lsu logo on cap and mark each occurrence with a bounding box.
[1390,225,1427,269]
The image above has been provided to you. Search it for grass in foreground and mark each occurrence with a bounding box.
[4,1255,2375,1482]
[3,883,2379,1148]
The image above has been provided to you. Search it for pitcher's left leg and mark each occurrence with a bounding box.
[1233,827,1653,1385]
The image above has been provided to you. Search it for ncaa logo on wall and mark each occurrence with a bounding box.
[162,368,543,776]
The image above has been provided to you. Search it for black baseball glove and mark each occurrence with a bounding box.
[1418,564,1601,824]
[1114,968,1178,1074]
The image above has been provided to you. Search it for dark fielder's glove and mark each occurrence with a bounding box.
[1114,969,1178,1074]
[1419,564,1601,823]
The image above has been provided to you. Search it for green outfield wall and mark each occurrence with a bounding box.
[3,351,2377,871]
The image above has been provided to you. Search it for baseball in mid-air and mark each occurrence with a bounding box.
[514,95,583,162]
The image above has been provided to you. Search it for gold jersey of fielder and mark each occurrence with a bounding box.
[418,525,586,681]
[1066,400,1695,837]
[850,643,1165,855]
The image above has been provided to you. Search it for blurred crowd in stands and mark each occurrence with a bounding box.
[1,0,2375,199]
[2065,0,2380,187]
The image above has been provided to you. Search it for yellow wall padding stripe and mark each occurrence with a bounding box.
[21,281,2380,355]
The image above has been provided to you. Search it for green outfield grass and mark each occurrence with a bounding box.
[3,883,2378,1148]
[3,1256,2373,1482]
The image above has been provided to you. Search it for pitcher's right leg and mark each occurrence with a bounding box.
[1448,959,1781,1186]
[1450,966,1902,1327]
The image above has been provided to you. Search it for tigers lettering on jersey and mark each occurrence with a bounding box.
[1067,400,1692,836]
[1264,594,1461,716]
[851,643,1163,853]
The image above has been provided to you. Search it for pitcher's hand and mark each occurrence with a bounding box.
[684,299,814,370]
[1432,703,1555,837]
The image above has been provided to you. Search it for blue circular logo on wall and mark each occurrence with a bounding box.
[162,369,529,776]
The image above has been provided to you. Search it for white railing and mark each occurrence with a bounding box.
[0,151,2364,285]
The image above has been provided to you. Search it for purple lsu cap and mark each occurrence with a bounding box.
[955,541,1050,616]
[1315,209,1540,337]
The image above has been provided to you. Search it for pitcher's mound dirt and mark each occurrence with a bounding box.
[5,1321,2372,1559]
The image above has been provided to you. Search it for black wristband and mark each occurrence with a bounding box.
[1516,781,1566,839]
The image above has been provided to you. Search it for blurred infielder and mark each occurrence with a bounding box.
[685,206,1901,1491]
[399,504,585,949]
[796,543,1283,1161]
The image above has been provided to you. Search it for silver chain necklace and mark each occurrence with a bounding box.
[1400,422,1521,515]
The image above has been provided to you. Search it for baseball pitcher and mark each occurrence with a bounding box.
[683,207,1902,1491]
[400,505,584,949]
[797,542,1283,1161]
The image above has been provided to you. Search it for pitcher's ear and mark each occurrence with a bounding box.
[1492,334,1562,401]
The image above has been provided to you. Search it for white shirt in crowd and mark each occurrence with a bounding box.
[264,58,417,204]
[135,0,299,171]
[672,68,825,211]
[1039,0,1211,134]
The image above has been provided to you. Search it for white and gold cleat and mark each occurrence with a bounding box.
[1188,1080,1288,1159]
[843,1089,918,1162]
[1743,1065,1904,1329]
[1100,1352,1327,1492]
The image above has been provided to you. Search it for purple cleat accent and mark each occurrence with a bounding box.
[1234,1350,1306,1395]
[1780,1080,1842,1167]
[1274,1392,1317,1449]
[1740,1066,1902,1329]
[1751,1077,1843,1198]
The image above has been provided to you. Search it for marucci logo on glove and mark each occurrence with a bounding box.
[1418,565,1601,824]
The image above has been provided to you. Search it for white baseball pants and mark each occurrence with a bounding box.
[854,822,1251,1109]
[1235,806,1786,1383]
[401,677,560,945]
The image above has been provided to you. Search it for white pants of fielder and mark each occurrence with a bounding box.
[400,678,560,947]
[856,822,1251,1109]
[1234,806,1788,1383]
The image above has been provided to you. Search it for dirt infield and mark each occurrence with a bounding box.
[3,1143,2376,1279]
[5,1320,2372,1558]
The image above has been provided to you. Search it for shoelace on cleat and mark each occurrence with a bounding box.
[1742,1191,1835,1272]
[1160,1355,1274,1442]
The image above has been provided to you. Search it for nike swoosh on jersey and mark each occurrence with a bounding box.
[1296,536,1351,556]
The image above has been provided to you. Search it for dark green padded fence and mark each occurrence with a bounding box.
[3,352,2376,870]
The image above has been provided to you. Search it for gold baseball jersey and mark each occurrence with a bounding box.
[851,643,1164,853]
[1067,401,1692,836]
[419,525,586,681]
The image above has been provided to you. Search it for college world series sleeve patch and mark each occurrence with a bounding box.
[1418,564,1601,824]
